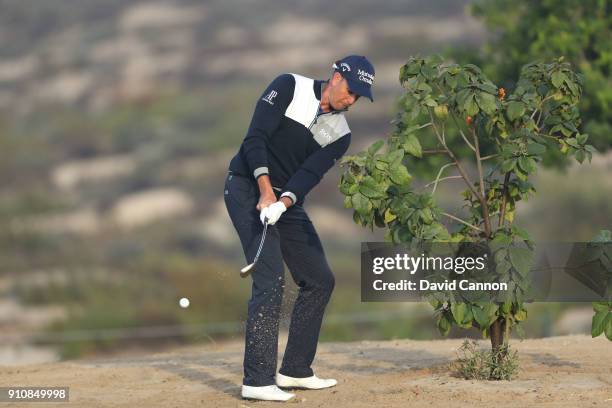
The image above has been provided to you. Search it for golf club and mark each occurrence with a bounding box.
[240,217,269,278]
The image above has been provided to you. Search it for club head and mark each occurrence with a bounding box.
[240,263,254,278]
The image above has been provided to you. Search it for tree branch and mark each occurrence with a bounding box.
[424,176,462,189]
[533,94,554,128]
[471,127,492,237]
[441,212,483,233]
[428,110,480,199]
[498,172,511,228]
[427,163,456,194]
[451,113,477,152]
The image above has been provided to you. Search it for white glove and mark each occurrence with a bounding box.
[260,201,286,225]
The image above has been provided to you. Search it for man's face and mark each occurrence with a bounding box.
[329,72,359,111]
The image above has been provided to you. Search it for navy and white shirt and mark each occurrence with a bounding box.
[229,73,351,205]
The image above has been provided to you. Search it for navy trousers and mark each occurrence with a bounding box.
[223,172,335,387]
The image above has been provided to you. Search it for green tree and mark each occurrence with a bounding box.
[339,56,592,369]
[460,0,611,164]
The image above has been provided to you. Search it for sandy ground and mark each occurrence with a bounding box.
[0,335,610,407]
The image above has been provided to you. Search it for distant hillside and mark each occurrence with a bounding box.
[0,0,480,113]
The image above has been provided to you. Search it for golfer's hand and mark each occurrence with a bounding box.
[260,201,286,225]
[256,192,277,212]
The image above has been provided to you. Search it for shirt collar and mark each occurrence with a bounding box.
[315,79,348,114]
[314,79,325,100]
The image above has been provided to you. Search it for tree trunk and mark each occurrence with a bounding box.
[490,317,505,354]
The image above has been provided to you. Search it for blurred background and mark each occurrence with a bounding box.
[0,0,609,364]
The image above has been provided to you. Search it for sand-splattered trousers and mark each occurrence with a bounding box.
[223,172,335,386]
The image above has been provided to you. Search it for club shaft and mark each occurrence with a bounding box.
[252,221,268,265]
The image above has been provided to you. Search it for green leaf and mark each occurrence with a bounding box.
[592,311,607,337]
[351,193,372,215]
[496,260,512,275]
[593,302,609,313]
[339,182,358,195]
[475,83,497,94]
[508,247,533,277]
[420,208,434,223]
[483,303,499,320]
[501,159,516,173]
[476,92,497,115]
[566,78,579,96]
[565,138,579,148]
[427,296,442,309]
[434,104,449,119]
[514,309,527,321]
[385,149,404,165]
[494,248,507,263]
[577,133,589,145]
[446,75,458,89]
[353,211,362,225]
[404,62,421,76]
[437,313,451,336]
[492,232,512,245]
[384,208,397,223]
[343,195,353,208]
[605,314,612,341]
[551,71,567,88]
[421,64,437,80]
[368,140,385,155]
[512,225,531,241]
[465,95,479,116]
[389,163,412,185]
[483,303,499,317]
[451,302,467,323]
[527,142,546,155]
[374,159,389,171]
[417,82,432,93]
[403,134,422,158]
[507,101,525,121]
[518,156,537,174]
[515,167,528,181]
[359,176,386,199]
[424,97,438,107]
[455,88,471,106]
[472,306,489,327]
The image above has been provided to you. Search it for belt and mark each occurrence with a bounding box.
[228,170,282,191]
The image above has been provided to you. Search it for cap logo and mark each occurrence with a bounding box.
[340,62,351,72]
[358,69,374,85]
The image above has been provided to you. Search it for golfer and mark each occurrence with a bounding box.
[224,55,375,402]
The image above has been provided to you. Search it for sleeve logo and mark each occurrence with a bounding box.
[262,90,278,105]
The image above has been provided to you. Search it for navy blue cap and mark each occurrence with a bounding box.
[332,55,375,102]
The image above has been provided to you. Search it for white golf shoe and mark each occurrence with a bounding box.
[276,372,338,389]
[241,384,295,401]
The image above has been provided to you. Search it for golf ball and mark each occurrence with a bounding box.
[179,297,190,308]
